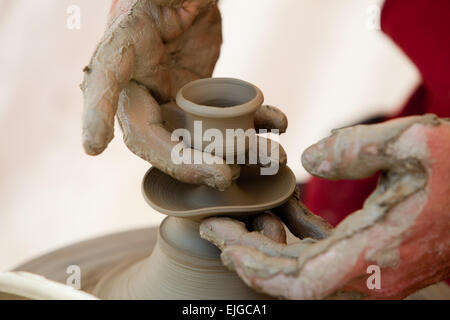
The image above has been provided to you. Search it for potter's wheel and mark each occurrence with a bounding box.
[13,226,450,300]
[15,227,158,294]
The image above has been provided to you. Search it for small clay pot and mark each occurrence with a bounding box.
[176,78,263,158]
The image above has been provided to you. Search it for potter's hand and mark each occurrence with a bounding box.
[81,0,287,191]
[200,115,450,299]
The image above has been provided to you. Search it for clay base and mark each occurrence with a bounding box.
[93,217,269,300]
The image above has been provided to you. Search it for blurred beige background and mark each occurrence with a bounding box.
[0,0,419,271]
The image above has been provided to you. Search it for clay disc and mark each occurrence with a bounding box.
[142,165,297,219]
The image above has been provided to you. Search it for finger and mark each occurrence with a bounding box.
[117,81,235,191]
[271,188,333,240]
[81,18,135,155]
[254,105,288,134]
[221,245,300,298]
[252,212,287,244]
[301,115,439,180]
[159,104,287,171]
[246,136,287,171]
[160,101,186,131]
[201,217,270,251]
[200,217,310,258]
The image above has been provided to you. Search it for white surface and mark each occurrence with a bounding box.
[0,0,419,271]
[215,0,419,179]
[0,272,97,300]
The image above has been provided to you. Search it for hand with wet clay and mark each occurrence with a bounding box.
[201,115,450,299]
[81,0,287,191]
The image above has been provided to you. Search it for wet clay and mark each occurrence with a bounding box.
[81,0,287,191]
[200,115,450,299]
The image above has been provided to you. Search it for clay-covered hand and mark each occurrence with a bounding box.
[81,0,288,191]
[200,115,450,299]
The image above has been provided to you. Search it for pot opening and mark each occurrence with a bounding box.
[182,79,258,108]
[199,98,239,108]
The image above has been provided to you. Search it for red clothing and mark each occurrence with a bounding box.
[303,0,450,226]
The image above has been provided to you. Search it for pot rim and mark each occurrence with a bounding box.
[176,78,264,119]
